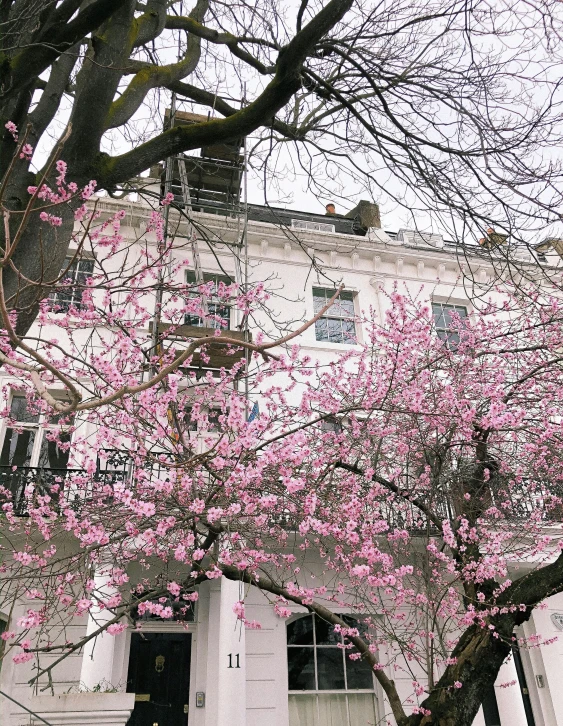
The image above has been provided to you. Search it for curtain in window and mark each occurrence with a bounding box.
[318,694,348,724]
[347,693,378,725]
[289,695,318,726]
[289,693,377,726]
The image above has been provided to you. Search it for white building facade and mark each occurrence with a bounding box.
[0,192,561,726]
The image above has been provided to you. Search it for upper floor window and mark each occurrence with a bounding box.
[320,416,343,433]
[287,613,378,726]
[183,406,221,433]
[50,258,94,311]
[0,395,72,470]
[431,302,468,347]
[185,271,232,330]
[313,288,357,344]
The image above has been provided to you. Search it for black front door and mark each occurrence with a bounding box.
[126,632,191,726]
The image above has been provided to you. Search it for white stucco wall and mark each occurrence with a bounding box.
[0,198,556,725]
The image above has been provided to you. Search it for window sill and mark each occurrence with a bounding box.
[300,339,363,353]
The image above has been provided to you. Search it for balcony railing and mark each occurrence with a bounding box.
[4,457,561,525]
[0,467,83,516]
[0,453,131,516]
[269,483,563,535]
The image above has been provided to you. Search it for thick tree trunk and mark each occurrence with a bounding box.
[412,625,513,726]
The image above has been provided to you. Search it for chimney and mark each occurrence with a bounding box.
[345,200,381,229]
[478,227,508,249]
[536,238,563,258]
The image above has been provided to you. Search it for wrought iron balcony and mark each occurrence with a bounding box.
[0,454,131,516]
[269,483,563,535]
[0,466,85,516]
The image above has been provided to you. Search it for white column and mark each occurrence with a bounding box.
[494,655,528,726]
[205,577,247,726]
[79,572,118,690]
[217,577,247,726]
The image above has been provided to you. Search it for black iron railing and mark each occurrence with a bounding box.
[269,483,563,534]
[0,466,85,516]
[0,451,131,516]
[0,449,178,515]
[4,456,561,526]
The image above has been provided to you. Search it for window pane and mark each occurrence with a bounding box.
[316,317,357,345]
[443,307,455,327]
[315,319,329,342]
[431,304,446,328]
[341,319,357,344]
[52,259,94,309]
[337,292,355,316]
[207,409,221,432]
[46,409,74,426]
[320,417,341,433]
[37,432,71,469]
[10,396,39,424]
[314,288,355,318]
[432,303,467,349]
[183,408,198,431]
[346,656,374,689]
[287,648,316,690]
[186,271,232,288]
[347,693,378,724]
[327,317,342,343]
[317,648,345,690]
[313,288,328,314]
[75,259,94,286]
[0,428,36,466]
[185,313,204,327]
[315,618,342,646]
[287,616,314,645]
[318,694,348,725]
[185,273,232,329]
[341,615,370,640]
[289,695,318,726]
[208,302,231,330]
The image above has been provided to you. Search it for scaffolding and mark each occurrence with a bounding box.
[162,109,245,217]
[153,99,251,390]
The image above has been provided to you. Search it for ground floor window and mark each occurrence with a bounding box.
[288,693,378,726]
[287,613,378,725]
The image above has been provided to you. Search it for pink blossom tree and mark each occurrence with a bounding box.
[2,170,563,724]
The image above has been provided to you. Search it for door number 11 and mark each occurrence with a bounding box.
[227,653,240,668]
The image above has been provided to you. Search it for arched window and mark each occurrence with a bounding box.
[287,613,378,725]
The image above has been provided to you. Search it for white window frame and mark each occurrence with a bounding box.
[313,287,358,345]
[185,271,234,330]
[0,392,73,469]
[431,301,469,346]
[49,256,94,311]
[286,613,379,726]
